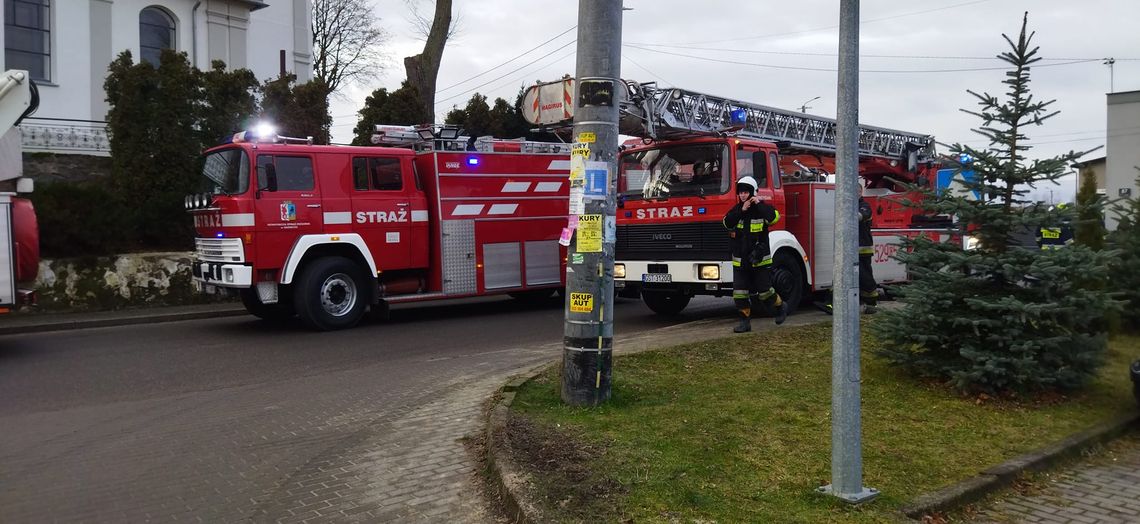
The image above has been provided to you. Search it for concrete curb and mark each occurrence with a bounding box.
[485,364,552,524]
[0,306,248,336]
[899,412,1140,520]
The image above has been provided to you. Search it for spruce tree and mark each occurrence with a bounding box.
[1109,171,1140,331]
[1074,171,1106,250]
[872,14,1119,394]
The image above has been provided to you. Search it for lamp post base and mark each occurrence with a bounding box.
[816,484,880,504]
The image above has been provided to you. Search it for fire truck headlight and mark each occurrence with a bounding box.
[185,195,191,209]
[613,263,626,279]
[223,268,234,283]
[699,264,720,281]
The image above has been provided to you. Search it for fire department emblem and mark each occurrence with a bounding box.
[280,201,297,221]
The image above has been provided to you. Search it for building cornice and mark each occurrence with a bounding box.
[236,0,270,11]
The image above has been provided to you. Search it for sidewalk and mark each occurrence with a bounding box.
[976,434,1140,523]
[0,303,247,336]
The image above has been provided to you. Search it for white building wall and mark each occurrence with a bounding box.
[29,2,95,122]
[2,0,312,127]
[247,0,312,82]
[1105,90,1140,230]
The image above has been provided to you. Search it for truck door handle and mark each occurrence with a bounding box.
[306,204,321,208]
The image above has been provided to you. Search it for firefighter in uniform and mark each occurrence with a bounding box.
[858,196,879,313]
[723,175,788,333]
[1036,203,1074,249]
[815,194,879,315]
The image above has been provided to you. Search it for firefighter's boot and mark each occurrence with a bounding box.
[774,303,788,325]
[734,309,752,333]
[773,296,788,325]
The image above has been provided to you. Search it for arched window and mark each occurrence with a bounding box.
[139,6,175,66]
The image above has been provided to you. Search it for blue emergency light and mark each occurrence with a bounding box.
[215,232,225,238]
[729,108,748,126]
[466,157,480,166]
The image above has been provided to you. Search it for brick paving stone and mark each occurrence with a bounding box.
[975,435,1140,524]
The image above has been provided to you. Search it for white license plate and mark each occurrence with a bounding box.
[642,273,672,283]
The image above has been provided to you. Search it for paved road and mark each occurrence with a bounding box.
[976,435,1140,524]
[0,295,767,522]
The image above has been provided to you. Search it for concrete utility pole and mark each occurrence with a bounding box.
[818,0,879,504]
[561,0,622,406]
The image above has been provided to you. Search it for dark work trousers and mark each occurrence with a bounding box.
[858,253,879,306]
[732,265,781,318]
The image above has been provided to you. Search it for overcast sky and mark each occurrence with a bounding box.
[328,0,1140,203]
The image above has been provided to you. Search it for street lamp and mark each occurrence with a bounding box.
[799,96,821,113]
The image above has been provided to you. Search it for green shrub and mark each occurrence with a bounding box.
[31,181,131,257]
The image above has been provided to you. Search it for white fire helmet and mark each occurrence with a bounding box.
[736,175,758,194]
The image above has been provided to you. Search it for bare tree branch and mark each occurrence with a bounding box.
[312,0,392,97]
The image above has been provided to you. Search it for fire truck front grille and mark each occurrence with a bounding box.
[195,238,245,263]
[616,221,730,261]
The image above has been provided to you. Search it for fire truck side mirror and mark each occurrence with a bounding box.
[259,164,279,193]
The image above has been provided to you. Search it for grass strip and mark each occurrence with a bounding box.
[510,321,1139,523]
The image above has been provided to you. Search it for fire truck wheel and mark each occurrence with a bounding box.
[641,291,691,316]
[239,288,295,322]
[772,251,805,312]
[294,256,368,331]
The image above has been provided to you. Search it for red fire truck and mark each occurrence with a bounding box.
[0,70,40,314]
[187,127,570,330]
[524,78,948,315]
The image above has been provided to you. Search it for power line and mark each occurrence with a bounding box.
[623,44,1101,74]
[628,0,994,46]
[958,128,1140,146]
[621,53,674,87]
[620,43,1138,63]
[434,39,577,106]
[432,47,578,123]
[435,25,577,94]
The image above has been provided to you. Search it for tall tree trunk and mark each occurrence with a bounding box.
[404,0,452,123]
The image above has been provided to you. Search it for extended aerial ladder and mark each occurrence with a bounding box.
[522,77,936,167]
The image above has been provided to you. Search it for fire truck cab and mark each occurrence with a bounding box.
[613,134,941,315]
[189,129,570,330]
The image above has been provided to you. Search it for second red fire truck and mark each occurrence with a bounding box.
[524,78,948,315]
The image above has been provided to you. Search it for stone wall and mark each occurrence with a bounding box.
[29,252,232,313]
[23,152,113,186]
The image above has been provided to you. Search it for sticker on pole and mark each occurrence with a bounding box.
[569,186,585,215]
[584,161,608,199]
[576,214,602,252]
[577,132,596,143]
[570,253,584,265]
[569,292,594,313]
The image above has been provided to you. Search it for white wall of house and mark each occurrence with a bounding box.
[2,0,311,128]
[1105,90,1140,230]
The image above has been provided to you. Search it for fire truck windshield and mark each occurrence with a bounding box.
[619,144,730,200]
[202,148,251,195]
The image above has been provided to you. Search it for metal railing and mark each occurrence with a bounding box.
[19,117,110,155]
